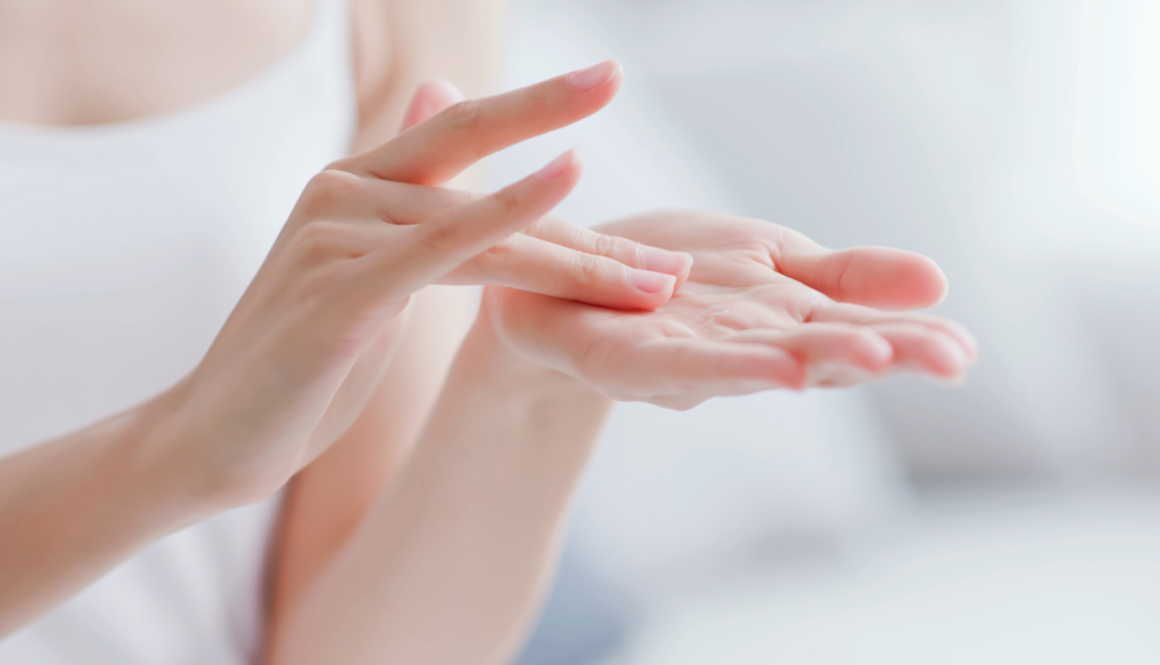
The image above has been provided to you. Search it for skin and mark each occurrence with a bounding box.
[0,0,683,648]
[0,1,978,662]
[493,210,976,409]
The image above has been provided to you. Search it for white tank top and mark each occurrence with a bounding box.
[0,1,356,662]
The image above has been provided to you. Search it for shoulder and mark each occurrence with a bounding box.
[347,0,504,150]
[348,0,503,97]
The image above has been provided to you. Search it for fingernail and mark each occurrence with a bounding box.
[568,59,620,91]
[640,247,692,275]
[629,269,675,295]
[534,150,576,181]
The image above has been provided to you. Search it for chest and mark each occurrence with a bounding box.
[0,0,357,453]
[0,0,311,126]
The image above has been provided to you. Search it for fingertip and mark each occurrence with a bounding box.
[526,151,583,212]
[860,330,895,372]
[933,334,972,379]
[628,269,677,298]
[946,320,979,361]
[639,247,694,276]
[534,148,582,182]
[838,247,949,311]
[417,79,466,109]
[766,350,807,390]
[567,59,623,92]
[400,79,465,133]
[900,327,971,379]
[886,250,948,310]
[560,59,623,118]
[670,253,694,292]
[603,59,625,98]
[915,253,950,308]
[577,268,676,312]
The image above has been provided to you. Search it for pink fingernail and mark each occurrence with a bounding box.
[640,247,692,276]
[534,150,576,180]
[629,269,675,295]
[568,60,620,91]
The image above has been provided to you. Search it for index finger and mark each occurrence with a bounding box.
[333,60,623,186]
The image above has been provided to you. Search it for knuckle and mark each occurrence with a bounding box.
[482,238,514,260]
[795,293,831,323]
[495,186,522,214]
[418,221,462,253]
[301,169,360,214]
[323,156,353,173]
[824,250,856,296]
[291,221,348,265]
[572,254,607,288]
[591,232,617,260]
[374,206,397,225]
[440,99,484,132]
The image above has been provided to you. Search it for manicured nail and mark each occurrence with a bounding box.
[629,269,676,295]
[640,247,692,276]
[568,60,620,91]
[535,150,576,181]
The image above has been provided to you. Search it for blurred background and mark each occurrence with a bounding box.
[481,1,1160,663]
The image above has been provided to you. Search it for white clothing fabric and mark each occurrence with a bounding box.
[0,0,356,662]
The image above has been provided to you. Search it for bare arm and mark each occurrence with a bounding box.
[267,285,478,644]
[0,398,209,635]
[264,0,502,643]
[270,318,611,665]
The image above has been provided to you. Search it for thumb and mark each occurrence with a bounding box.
[399,80,464,133]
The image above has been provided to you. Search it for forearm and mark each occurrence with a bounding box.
[269,317,612,665]
[0,394,209,636]
[266,0,503,617]
[266,286,478,639]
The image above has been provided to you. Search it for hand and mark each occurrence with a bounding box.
[482,209,978,410]
[334,61,691,311]
[155,63,689,506]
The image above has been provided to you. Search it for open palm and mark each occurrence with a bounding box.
[484,209,976,410]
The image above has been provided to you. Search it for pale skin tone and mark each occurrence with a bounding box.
[0,2,977,663]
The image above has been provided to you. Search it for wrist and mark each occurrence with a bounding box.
[78,388,226,534]
[463,305,608,407]
[132,381,247,517]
